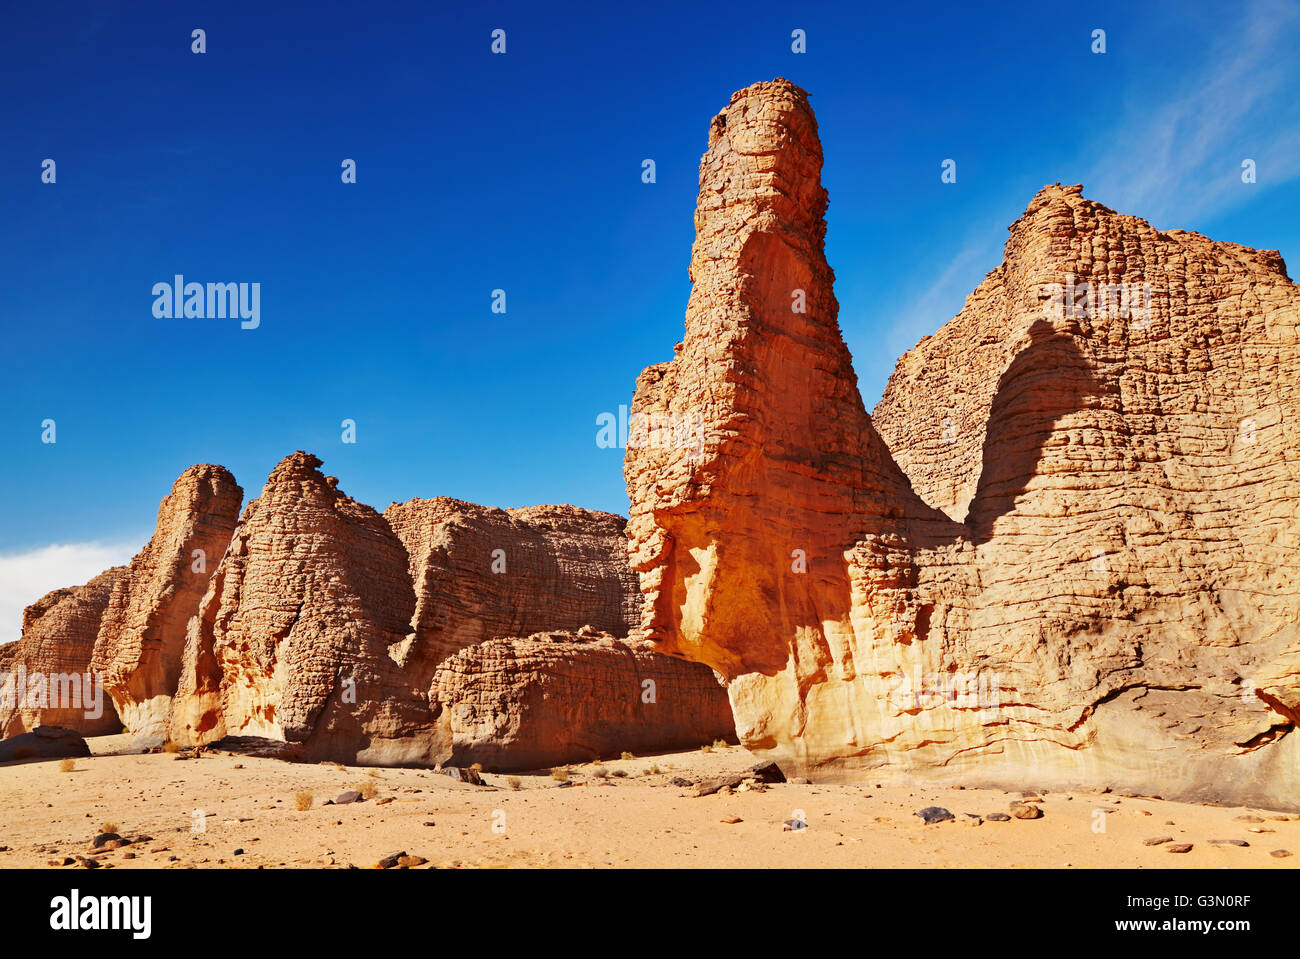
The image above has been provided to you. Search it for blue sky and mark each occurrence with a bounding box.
[2,0,1299,638]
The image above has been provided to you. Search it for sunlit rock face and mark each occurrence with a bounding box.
[170,453,448,766]
[90,465,243,741]
[625,78,1300,808]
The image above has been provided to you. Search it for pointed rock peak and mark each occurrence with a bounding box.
[272,450,325,476]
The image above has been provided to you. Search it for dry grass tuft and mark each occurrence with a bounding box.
[295,791,314,811]
[549,767,570,781]
[59,758,76,773]
[507,777,522,791]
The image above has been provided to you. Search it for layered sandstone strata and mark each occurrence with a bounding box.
[88,465,243,741]
[0,567,126,736]
[169,453,448,766]
[430,629,734,770]
[383,498,639,692]
[624,78,1300,808]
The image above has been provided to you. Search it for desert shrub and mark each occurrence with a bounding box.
[620,751,635,760]
[100,821,119,834]
[358,780,378,800]
[295,791,313,811]
[59,758,76,773]
[549,767,570,782]
[507,777,522,790]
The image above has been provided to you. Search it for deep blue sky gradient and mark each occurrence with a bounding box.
[3,0,1299,555]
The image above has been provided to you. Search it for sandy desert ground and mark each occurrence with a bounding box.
[0,735,1294,869]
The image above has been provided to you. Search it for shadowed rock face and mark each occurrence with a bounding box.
[170,453,448,766]
[624,78,1300,808]
[383,498,640,694]
[430,629,735,771]
[0,567,127,736]
[87,465,244,742]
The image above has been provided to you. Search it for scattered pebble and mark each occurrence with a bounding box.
[915,806,954,824]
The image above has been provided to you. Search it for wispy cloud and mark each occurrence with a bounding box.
[0,540,142,646]
[1086,0,1300,224]
[884,235,1000,362]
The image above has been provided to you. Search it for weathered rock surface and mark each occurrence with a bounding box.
[384,499,639,693]
[0,567,126,736]
[624,78,1300,809]
[169,452,448,766]
[88,465,242,741]
[0,725,91,763]
[430,629,735,770]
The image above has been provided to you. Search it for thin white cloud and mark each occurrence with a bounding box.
[0,540,142,646]
[884,235,1001,362]
[1087,0,1300,225]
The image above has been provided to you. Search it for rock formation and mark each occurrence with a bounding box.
[169,453,449,766]
[0,567,126,736]
[430,628,734,770]
[383,498,639,692]
[0,725,92,763]
[624,78,1300,808]
[88,465,242,742]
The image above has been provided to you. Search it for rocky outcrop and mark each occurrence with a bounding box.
[169,453,448,766]
[0,568,126,736]
[624,78,1300,808]
[88,466,242,742]
[0,725,91,763]
[430,629,734,770]
[383,498,639,692]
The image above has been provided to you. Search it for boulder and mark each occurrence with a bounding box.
[0,725,91,763]
[430,630,735,771]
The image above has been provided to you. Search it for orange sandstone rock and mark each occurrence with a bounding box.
[0,567,127,736]
[88,465,242,740]
[383,498,639,693]
[430,629,734,771]
[170,453,448,766]
[624,78,1300,809]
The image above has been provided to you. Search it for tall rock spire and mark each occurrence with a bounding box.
[625,81,1300,809]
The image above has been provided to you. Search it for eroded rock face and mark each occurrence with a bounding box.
[383,499,639,692]
[430,629,734,770]
[625,78,1300,808]
[170,452,448,766]
[0,567,126,737]
[85,465,242,741]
